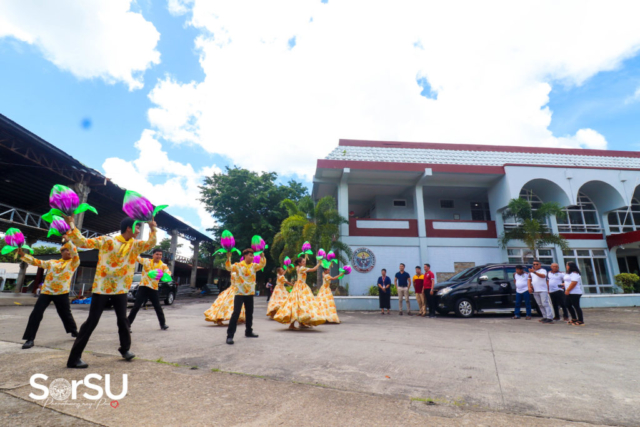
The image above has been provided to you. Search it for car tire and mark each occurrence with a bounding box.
[164,292,175,306]
[454,298,474,318]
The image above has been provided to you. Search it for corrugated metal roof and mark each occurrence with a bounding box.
[325,145,640,168]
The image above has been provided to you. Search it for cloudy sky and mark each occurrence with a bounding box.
[2,0,640,238]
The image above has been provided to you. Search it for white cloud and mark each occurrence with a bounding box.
[625,86,640,104]
[0,0,160,90]
[145,0,640,178]
[102,130,219,233]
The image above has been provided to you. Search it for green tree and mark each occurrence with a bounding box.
[270,195,349,289]
[499,198,569,263]
[199,166,308,283]
[0,241,60,263]
[158,237,182,252]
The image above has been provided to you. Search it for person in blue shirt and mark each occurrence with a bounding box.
[377,269,392,315]
[394,263,412,315]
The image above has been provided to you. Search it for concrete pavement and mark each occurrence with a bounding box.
[0,296,638,426]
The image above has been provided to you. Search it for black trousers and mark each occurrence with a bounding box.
[67,294,130,364]
[549,290,569,319]
[128,286,166,327]
[425,291,437,315]
[227,295,254,338]
[23,293,77,341]
[566,294,583,322]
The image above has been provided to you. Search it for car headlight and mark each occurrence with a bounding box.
[437,287,453,296]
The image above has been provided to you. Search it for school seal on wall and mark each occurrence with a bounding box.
[352,248,376,273]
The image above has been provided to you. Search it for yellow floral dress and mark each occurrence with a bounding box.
[267,275,289,318]
[21,242,80,295]
[316,274,340,324]
[273,266,326,327]
[204,273,245,325]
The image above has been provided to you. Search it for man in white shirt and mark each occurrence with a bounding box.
[528,260,554,324]
[512,265,531,319]
[547,263,569,321]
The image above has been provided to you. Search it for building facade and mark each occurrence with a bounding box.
[313,139,640,296]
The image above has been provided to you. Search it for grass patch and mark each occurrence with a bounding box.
[154,357,181,367]
[410,397,467,407]
[211,368,221,372]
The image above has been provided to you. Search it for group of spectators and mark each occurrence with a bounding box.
[513,260,585,325]
[377,263,437,317]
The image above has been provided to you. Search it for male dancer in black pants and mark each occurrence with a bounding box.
[18,241,79,349]
[225,248,266,345]
[128,248,170,331]
[65,216,156,368]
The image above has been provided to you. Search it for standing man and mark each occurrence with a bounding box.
[512,265,531,319]
[547,263,569,322]
[65,216,157,369]
[413,266,425,317]
[225,248,267,344]
[128,248,170,331]
[18,241,79,349]
[394,263,412,316]
[423,263,437,318]
[265,278,274,303]
[528,260,554,324]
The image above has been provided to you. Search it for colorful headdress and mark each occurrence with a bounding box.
[42,184,98,223]
[148,269,172,282]
[214,230,241,255]
[1,228,33,256]
[122,190,168,230]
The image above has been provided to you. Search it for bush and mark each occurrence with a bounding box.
[614,273,640,294]
[368,285,379,296]
[390,285,398,296]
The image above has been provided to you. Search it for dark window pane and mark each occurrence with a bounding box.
[583,211,599,225]
[608,212,619,225]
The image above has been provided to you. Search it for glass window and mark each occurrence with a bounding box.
[608,199,640,234]
[562,249,612,294]
[557,192,602,233]
[482,269,505,281]
[507,248,554,265]
[504,190,547,229]
[470,202,491,221]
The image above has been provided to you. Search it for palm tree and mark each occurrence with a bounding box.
[270,195,350,290]
[499,198,569,263]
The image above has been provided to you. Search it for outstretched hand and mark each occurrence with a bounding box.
[64,214,74,225]
[149,219,157,231]
[17,248,25,257]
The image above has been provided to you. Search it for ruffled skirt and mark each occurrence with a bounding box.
[316,282,340,323]
[267,283,289,318]
[204,286,245,325]
[273,280,326,326]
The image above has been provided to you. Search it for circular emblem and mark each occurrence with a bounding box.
[352,248,376,273]
[49,378,72,401]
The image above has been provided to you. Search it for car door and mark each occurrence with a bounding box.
[504,267,518,306]
[476,268,509,309]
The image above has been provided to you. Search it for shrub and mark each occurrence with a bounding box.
[390,285,398,296]
[368,285,379,296]
[614,273,640,294]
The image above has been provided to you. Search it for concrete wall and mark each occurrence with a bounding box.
[423,197,488,221]
[371,195,416,219]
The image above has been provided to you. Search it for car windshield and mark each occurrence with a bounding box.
[448,266,483,282]
[132,274,142,283]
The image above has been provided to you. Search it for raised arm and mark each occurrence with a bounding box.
[225,253,233,272]
[329,272,345,281]
[135,223,157,254]
[254,253,267,272]
[66,224,104,250]
[68,241,80,271]
[306,263,320,273]
[20,250,52,270]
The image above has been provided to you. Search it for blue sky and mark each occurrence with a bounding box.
[1,1,640,235]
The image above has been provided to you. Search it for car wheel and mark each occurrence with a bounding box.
[454,298,474,318]
[164,292,175,306]
[436,309,449,315]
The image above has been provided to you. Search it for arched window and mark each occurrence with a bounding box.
[503,189,544,229]
[608,199,640,234]
[556,193,602,233]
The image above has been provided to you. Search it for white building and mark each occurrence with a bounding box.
[313,139,640,296]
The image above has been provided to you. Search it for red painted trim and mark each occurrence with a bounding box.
[606,230,640,249]
[339,139,640,158]
[503,163,640,172]
[426,220,497,239]
[317,159,505,175]
[559,233,604,240]
[349,218,419,237]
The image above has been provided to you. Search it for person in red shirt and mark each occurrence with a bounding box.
[413,266,425,316]
[423,263,437,318]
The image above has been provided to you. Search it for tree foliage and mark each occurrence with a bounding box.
[499,198,569,262]
[199,166,308,279]
[271,195,349,288]
[0,241,60,263]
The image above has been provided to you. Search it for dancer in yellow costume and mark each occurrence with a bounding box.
[204,272,245,325]
[273,257,326,329]
[316,269,344,324]
[267,267,293,318]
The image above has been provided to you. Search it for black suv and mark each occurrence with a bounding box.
[127,273,177,306]
[434,263,549,318]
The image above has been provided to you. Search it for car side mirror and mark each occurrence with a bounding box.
[478,275,489,283]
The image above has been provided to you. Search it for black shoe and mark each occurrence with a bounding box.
[67,359,88,369]
[226,337,234,345]
[71,331,78,338]
[245,332,259,338]
[22,340,34,349]
[119,350,135,361]
[161,325,169,330]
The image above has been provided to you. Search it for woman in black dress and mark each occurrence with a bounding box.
[377,269,391,315]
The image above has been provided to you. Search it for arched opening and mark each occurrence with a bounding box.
[608,198,640,234]
[578,180,626,214]
[556,192,602,234]
[503,188,544,229]
[518,178,571,207]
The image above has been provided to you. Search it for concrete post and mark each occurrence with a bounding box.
[190,240,200,288]
[338,168,350,237]
[73,181,91,231]
[415,169,431,263]
[549,215,566,269]
[15,236,37,293]
[169,229,178,275]
[493,210,509,262]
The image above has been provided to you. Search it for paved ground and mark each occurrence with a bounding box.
[0,294,638,426]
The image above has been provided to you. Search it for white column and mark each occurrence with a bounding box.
[338,168,350,237]
[169,229,179,275]
[549,215,566,268]
[493,210,509,262]
[190,240,200,288]
[415,169,431,263]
